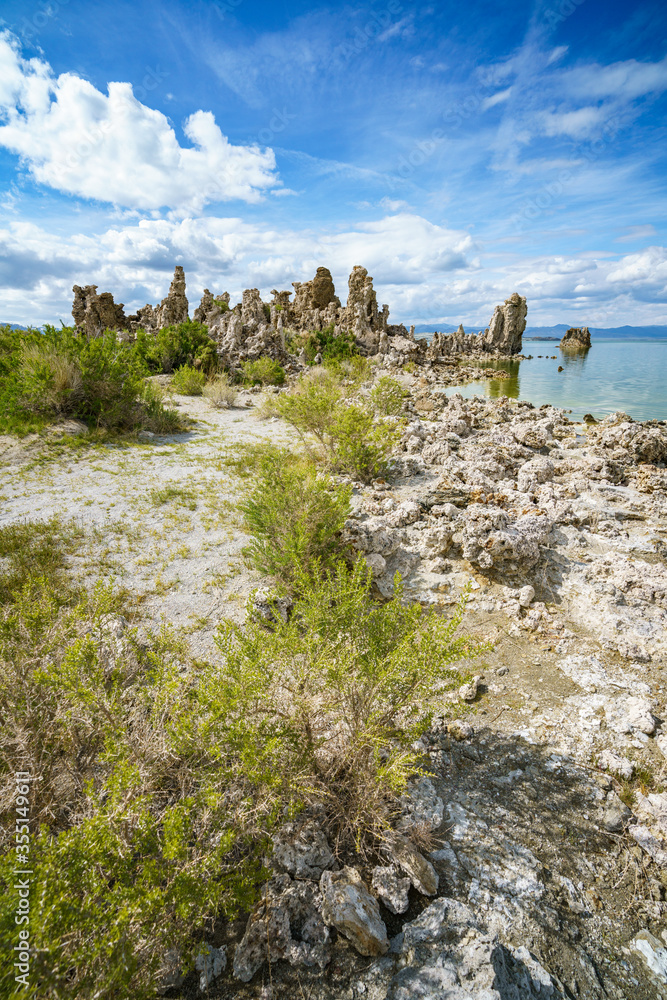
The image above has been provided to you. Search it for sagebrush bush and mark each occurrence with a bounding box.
[330,402,400,481]
[133,320,217,375]
[238,447,352,590]
[211,560,485,851]
[241,356,285,386]
[170,364,206,395]
[276,370,399,482]
[289,324,358,363]
[0,524,267,999]
[370,374,410,416]
[19,341,83,415]
[1,326,183,434]
[203,372,237,408]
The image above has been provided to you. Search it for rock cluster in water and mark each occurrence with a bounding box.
[560,326,591,350]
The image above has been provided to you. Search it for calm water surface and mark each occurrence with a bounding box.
[444,338,667,422]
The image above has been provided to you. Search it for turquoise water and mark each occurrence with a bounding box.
[443,338,667,422]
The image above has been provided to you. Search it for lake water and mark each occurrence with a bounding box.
[441,338,667,422]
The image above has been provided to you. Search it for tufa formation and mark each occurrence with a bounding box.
[71,265,527,362]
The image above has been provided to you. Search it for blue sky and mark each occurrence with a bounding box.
[0,0,666,327]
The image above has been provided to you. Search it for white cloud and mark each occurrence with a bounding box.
[481,88,512,112]
[564,55,667,101]
[538,106,607,138]
[615,224,657,243]
[1,213,666,328]
[0,32,280,213]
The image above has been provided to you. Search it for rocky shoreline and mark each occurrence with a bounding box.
[4,274,667,998]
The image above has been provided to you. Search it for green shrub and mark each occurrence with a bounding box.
[138,380,183,434]
[0,526,267,999]
[330,403,399,481]
[18,341,83,415]
[214,298,229,312]
[275,369,342,447]
[241,356,286,386]
[238,448,352,590]
[211,560,485,850]
[370,375,410,416]
[170,365,206,395]
[133,320,217,375]
[276,371,398,482]
[289,324,359,364]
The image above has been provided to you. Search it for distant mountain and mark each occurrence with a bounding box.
[1,323,28,331]
[413,322,667,340]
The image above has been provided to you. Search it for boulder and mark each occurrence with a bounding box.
[72,284,127,336]
[560,326,591,350]
[319,867,389,957]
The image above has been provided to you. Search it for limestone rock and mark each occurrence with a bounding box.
[385,832,439,896]
[319,867,389,957]
[233,875,331,981]
[560,326,591,350]
[481,292,527,355]
[387,897,562,999]
[371,865,411,915]
[272,821,334,878]
[397,777,445,832]
[154,265,189,329]
[72,284,127,336]
[194,943,226,991]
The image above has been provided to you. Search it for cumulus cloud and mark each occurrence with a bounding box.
[0,32,280,213]
[1,213,666,328]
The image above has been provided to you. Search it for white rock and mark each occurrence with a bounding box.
[598,750,633,781]
[195,943,226,991]
[320,867,389,957]
[397,777,445,832]
[364,553,387,578]
[371,866,411,914]
[632,930,667,983]
[459,675,481,702]
[518,585,535,607]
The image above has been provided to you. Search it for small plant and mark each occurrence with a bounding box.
[330,403,399,481]
[276,371,399,482]
[370,375,410,416]
[149,484,198,509]
[262,302,271,323]
[133,320,217,375]
[203,372,237,408]
[211,561,486,851]
[214,298,230,313]
[238,447,352,591]
[241,357,285,386]
[170,365,206,395]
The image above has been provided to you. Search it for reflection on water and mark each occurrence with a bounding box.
[443,339,667,422]
[559,349,588,373]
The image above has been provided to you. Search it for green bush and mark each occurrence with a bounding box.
[133,320,217,375]
[276,371,399,482]
[289,324,359,364]
[370,375,410,416]
[211,560,485,850]
[0,525,267,1000]
[203,372,237,408]
[170,365,206,395]
[238,447,352,590]
[330,403,399,481]
[241,356,286,386]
